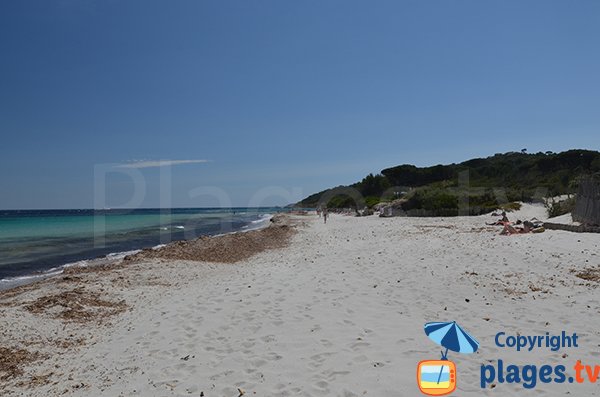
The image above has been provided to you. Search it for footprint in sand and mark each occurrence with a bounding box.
[260,334,276,343]
[350,341,370,351]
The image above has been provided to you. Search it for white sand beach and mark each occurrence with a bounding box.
[1,205,599,396]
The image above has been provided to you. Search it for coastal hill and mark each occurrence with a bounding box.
[298,149,600,215]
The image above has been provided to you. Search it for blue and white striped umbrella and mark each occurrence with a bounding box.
[424,321,479,355]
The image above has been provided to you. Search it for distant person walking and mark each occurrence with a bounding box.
[323,208,328,224]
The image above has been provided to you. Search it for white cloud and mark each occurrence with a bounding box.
[115,159,210,169]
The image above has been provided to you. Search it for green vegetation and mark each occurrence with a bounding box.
[297,150,600,216]
[545,197,576,218]
[499,202,522,212]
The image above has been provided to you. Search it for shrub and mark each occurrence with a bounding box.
[500,202,522,212]
[545,197,576,218]
[364,196,381,208]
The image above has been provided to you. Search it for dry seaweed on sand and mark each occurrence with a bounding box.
[0,347,41,381]
[125,215,296,264]
[24,288,127,322]
[573,266,600,283]
[63,261,125,275]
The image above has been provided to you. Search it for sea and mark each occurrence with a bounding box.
[0,207,281,290]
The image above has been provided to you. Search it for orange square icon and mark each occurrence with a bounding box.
[417,360,457,396]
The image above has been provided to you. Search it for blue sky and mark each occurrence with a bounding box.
[1,0,599,209]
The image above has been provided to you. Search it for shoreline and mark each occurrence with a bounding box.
[0,213,300,391]
[1,208,599,396]
[0,213,276,293]
[0,214,285,298]
[121,213,294,264]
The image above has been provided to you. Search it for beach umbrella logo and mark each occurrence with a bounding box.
[417,321,479,396]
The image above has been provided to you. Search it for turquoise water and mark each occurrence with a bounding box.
[0,208,279,282]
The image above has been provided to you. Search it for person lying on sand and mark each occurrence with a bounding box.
[500,222,527,235]
[500,220,544,235]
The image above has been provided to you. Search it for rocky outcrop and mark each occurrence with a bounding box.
[377,199,407,217]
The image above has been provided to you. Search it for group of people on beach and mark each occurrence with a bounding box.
[316,206,544,232]
[488,211,545,235]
